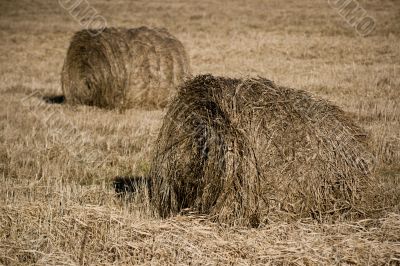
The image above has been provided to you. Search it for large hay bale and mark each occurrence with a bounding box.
[61,27,191,109]
[150,74,374,226]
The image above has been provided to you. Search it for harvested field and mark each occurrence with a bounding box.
[0,0,399,264]
[61,26,191,109]
[1,200,399,265]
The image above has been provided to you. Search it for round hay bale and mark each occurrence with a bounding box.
[61,27,191,109]
[150,74,374,226]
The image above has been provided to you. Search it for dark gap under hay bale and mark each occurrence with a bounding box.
[149,74,374,226]
[61,27,191,109]
[113,175,152,196]
[43,95,65,104]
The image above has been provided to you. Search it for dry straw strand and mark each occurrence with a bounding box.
[150,74,374,226]
[61,27,191,109]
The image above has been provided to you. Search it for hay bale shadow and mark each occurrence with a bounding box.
[113,176,152,196]
[42,95,65,104]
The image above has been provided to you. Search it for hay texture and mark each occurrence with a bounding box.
[61,27,191,109]
[150,74,374,226]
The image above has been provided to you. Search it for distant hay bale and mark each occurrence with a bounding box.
[150,74,374,226]
[61,27,191,109]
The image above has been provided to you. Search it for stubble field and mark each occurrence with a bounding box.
[0,0,399,264]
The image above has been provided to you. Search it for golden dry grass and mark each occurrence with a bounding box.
[0,0,399,265]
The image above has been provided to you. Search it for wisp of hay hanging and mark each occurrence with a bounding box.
[61,27,191,109]
[150,74,374,226]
